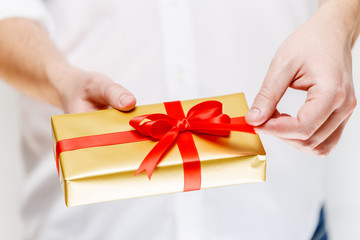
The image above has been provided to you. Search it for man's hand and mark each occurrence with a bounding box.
[246,1,358,156]
[0,18,136,114]
[56,67,136,114]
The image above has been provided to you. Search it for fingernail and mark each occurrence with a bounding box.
[119,94,134,108]
[247,108,261,121]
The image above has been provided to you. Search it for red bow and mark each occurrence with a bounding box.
[130,100,255,179]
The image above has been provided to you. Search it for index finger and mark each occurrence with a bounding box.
[255,85,337,140]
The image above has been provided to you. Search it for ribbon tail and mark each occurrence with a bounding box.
[134,127,179,179]
[134,163,155,179]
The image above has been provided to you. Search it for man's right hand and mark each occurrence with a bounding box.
[57,67,136,114]
[0,18,136,114]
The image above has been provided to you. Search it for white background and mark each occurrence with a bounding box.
[0,47,359,240]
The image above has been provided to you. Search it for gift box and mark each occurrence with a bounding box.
[51,93,266,207]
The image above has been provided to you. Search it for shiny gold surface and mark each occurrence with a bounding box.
[51,93,266,207]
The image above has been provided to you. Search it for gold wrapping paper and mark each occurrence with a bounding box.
[51,93,266,207]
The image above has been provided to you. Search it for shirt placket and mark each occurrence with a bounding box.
[158,0,200,101]
[158,0,204,239]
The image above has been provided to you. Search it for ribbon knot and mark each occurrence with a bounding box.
[177,118,190,132]
[129,100,255,180]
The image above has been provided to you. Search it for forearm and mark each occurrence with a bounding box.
[0,18,136,114]
[318,0,360,47]
[0,18,69,108]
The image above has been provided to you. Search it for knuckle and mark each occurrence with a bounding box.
[298,126,316,140]
[314,148,331,158]
[341,95,357,116]
[301,139,319,151]
[271,55,292,69]
[84,72,111,93]
[92,72,111,82]
[103,82,118,100]
[348,96,358,112]
[333,86,346,105]
[313,143,335,158]
[257,86,277,104]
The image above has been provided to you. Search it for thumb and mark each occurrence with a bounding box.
[102,81,136,111]
[246,59,294,126]
[87,73,136,111]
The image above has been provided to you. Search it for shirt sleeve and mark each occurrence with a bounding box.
[0,0,54,35]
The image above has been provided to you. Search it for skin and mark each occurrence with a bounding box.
[0,1,358,157]
[246,0,359,157]
[0,18,136,113]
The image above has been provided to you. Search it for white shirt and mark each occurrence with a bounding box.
[1,1,332,239]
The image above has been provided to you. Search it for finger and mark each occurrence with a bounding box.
[103,81,136,111]
[255,85,337,140]
[88,77,136,111]
[281,116,349,157]
[311,117,349,157]
[246,57,296,126]
[277,108,350,152]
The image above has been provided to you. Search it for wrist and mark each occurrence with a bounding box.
[45,61,83,110]
[317,0,360,47]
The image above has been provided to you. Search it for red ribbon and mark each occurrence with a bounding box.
[55,100,255,192]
